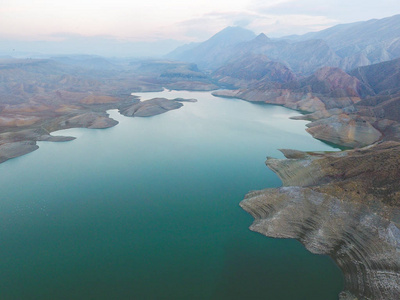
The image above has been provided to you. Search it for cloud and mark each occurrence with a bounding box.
[0,0,398,44]
[247,14,337,36]
[164,0,400,40]
[163,8,337,41]
[154,11,258,41]
[233,18,253,28]
[251,0,400,22]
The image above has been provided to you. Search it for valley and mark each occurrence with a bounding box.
[1,13,400,300]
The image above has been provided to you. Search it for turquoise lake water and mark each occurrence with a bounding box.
[0,90,343,299]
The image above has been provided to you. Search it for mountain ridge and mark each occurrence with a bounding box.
[164,26,256,70]
[168,14,400,74]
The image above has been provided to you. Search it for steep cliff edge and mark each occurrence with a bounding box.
[241,142,400,299]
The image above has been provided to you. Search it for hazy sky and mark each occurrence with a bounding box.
[1,0,399,42]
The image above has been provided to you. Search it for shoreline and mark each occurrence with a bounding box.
[0,86,400,299]
[214,90,400,298]
[0,89,342,166]
[241,143,400,299]
[0,95,199,165]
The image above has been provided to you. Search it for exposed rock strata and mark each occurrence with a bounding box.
[241,142,400,299]
[305,114,382,148]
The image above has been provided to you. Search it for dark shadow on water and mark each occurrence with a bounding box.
[212,235,343,300]
[316,139,351,151]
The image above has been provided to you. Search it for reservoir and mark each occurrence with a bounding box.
[0,90,343,299]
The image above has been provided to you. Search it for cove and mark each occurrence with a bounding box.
[0,90,343,299]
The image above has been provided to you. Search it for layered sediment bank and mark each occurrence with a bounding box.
[241,142,400,299]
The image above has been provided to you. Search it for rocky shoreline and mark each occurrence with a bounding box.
[213,86,388,149]
[211,58,400,299]
[241,143,400,299]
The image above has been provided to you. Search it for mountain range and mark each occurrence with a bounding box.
[167,14,400,75]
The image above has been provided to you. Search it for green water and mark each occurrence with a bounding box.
[0,90,343,299]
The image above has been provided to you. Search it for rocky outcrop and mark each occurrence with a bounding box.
[119,98,184,117]
[37,135,76,142]
[305,114,382,148]
[0,141,39,163]
[61,112,119,129]
[241,142,400,300]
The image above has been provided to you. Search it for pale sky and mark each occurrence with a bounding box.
[1,0,399,42]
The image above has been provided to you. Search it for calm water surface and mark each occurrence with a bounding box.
[0,91,343,299]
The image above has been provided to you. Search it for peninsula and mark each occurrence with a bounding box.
[0,58,207,164]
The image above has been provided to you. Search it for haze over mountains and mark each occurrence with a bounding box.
[166,27,257,70]
[2,14,400,152]
[163,13,400,149]
[167,14,400,74]
[0,36,183,58]
[159,14,399,150]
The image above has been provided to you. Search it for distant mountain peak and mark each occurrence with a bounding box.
[165,26,256,70]
[255,33,270,42]
[209,26,256,43]
[249,33,271,47]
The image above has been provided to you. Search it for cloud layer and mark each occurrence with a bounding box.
[0,0,398,42]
